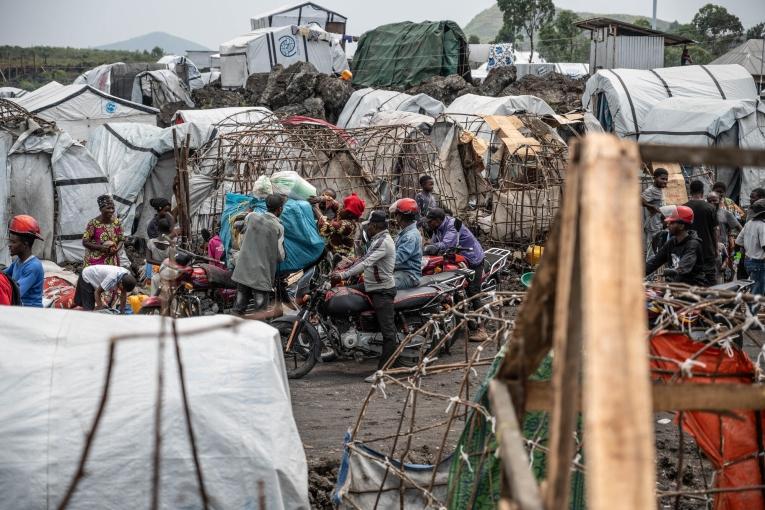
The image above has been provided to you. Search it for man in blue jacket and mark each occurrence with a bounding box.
[424,208,487,341]
[5,215,45,307]
[390,198,422,289]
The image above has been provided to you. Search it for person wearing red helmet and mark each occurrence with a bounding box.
[311,192,365,263]
[389,198,422,289]
[4,214,45,307]
[645,205,706,286]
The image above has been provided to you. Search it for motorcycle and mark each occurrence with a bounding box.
[421,246,511,294]
[139,251,237,316]
[272,267,468,379]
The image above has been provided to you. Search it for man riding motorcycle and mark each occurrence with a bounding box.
[424,208,488,341]
[645,205,707,286]
[389,198,422,290]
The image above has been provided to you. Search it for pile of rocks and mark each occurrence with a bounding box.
[502,72,585,113]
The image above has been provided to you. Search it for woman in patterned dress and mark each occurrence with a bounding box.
[82,195,124,267]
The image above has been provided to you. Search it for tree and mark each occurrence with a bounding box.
[691,4,743,54]
[497,0,555,62]
[633,18,652,29]
[468,34,481,44]
[746,22,765,40]
[538,10,589,62]
[150,46,164,59]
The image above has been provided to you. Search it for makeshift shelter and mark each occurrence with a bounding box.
[640,97,765,205]
[710,39,765,93]
[219,24,348,89]
[156,55,204,89]
[131,69,195,110]
[351,21,470,88]
[88,122,217,238]
[250,2,347,37]
[11,83,158,142]
[0,309,309,510]
[74,62,169,100]
[0,87,27,99]
[0,100,109,264]
[515,63,590,79]
[172,106,273,126]
[336,88,445,129]
[583,64,758,139]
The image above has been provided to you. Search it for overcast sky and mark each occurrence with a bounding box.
[1,0,763,49]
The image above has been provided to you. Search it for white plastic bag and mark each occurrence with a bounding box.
[270,171,316,200]
[253,175,273,197]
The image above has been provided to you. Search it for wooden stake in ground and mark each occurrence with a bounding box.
[577,134,655,510]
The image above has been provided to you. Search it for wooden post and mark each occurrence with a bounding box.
[577,134,655,510]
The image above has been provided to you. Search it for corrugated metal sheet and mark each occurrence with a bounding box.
[589,30,665,70]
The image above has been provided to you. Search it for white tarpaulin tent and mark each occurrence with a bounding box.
[446,93,556,118]
[251,2,347,31]
[131,69,195,109]
[12,83,158,142]
[1,126,109,264]
[220,24,348,89]
[0,87,27,99]
[88,122,217,237]
[640,97,765,205]
[0,309,309,510]
[336,88,445,129]
[173,106,273,126]
[582,64,758,139]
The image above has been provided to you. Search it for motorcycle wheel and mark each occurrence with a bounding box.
[275,321,317,379]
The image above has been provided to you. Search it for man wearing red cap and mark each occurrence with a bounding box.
[645,205,706,286]
[5,214,45,307]
[311,193,365,263]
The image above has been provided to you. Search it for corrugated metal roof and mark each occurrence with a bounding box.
[576,17,695,46]
[710,39,764,76]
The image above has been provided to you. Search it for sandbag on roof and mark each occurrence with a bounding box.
[582,64,757,139]
[0,308,309,510]
[12,83,158,142]
[336,88,445,129]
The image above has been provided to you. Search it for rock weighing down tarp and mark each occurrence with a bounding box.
[351,20,471,89]
[0,308,309,509]
[582,64,757,139]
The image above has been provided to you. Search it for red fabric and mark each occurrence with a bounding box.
[343,193,366,219]
[650,333,765,510]
[43,276,75,309]
[0,273,12,305]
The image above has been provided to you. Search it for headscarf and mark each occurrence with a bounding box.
[97,194,114,209]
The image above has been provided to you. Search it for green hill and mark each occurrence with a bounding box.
[463,4,673,43]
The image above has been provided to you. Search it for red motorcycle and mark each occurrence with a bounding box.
[139,251,237,316]
[421,246,511,294]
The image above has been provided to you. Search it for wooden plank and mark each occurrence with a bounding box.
[654,162,688,205]
[579,134,655,510]
[543,138,584,510]
[639,144,765,168]
[489,380,545,510]
[525,381,765,412]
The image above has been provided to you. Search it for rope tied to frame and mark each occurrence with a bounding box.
[445,395,460,413]
[680,358,706,378]
[421,356,437,375]
[459,445,474,473]
[371,371,387,399]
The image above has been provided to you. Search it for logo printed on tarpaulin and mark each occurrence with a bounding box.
[104,101,117,114]
[279,36,297,57]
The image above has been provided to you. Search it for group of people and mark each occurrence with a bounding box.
[226,175,488,375]
[642,169,765,294]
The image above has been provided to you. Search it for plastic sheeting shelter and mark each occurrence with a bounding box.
[220,24,348,89]
[582,64,758,139]
[12,83,158,142]
[172,106,273,126]
[446,94,556,118]
[336,88,445,129]
[250,2,347,35]
[0,308,309,510]
[640,98,765,205]
[0,87,27,99]
[88,122,217,237]
[351,21,470,89]
[131,69,195,110]
[0,127,109,265]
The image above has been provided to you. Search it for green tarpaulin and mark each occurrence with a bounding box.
[351,20,470,89]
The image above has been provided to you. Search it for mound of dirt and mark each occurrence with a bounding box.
[405,74,476,106]
[501,73,585,113]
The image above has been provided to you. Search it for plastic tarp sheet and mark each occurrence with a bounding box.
[0,308,309,510]
[73,63,118,92]
[220,192,324,273]
[7,129,108,263]
[156,55,203,89]
[220,24,348,89]
[131,70,195,109]
[0,87,27,99]
[352,20,470,89]
[173,106,272,126]
[650,333,765,510]
[12,84,158,142]
[251,2,347,30]
[337,88,445,129]
[0,132,12,266]
[582,64,758,139]
[446,93,556,118]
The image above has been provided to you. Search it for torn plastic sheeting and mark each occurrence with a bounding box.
[650,332,765,510]
[0,307,309,510]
